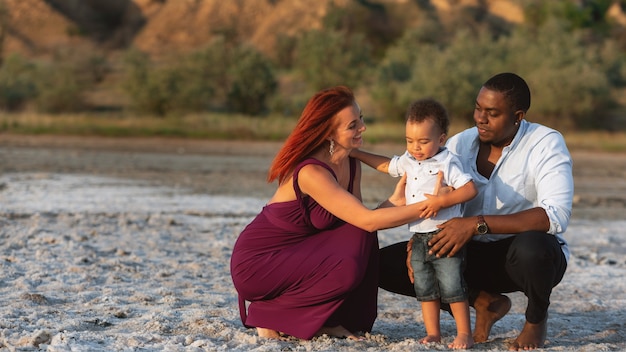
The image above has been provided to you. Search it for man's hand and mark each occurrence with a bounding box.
[430,217,476,257]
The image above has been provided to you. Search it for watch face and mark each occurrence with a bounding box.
[477,224,488,235]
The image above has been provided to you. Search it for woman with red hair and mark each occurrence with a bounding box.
[231,86,428,340]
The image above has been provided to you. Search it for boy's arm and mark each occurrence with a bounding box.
[350,149,392,173]
[433,180,477,208]
[420,180,477,218]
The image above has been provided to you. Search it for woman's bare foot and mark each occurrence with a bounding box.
[257,327,281,339]
[473,291,512,343]
[508,317,547,350]
[419,335,441,344]
[449,332,474,349]
[316,325,362,341]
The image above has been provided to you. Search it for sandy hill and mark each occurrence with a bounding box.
[3,0,530,59]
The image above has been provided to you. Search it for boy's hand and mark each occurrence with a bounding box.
[419,195,442,218]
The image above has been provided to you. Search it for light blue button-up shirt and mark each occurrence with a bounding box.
[446,120,573,261]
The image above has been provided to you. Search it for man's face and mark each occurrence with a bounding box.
[473,87,521,147]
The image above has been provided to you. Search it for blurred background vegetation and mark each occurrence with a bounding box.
[1,0,626,148]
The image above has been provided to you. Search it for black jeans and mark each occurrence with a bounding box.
[379,231,567,323]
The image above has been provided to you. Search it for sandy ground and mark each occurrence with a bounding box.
[1,135,625,351]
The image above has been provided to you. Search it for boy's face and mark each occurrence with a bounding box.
[405,118,445,161]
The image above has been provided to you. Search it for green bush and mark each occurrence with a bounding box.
[121,40,277,116]
[0,54,36,111]
[32,62,88,113]
[227,45,277,115]
[371,29,501,123]
[408,29,503,123]
[167,40,227,113]
[121,48,173,116]
[293,29,372,91]
[503,19,614,129]
[371,15,620,129]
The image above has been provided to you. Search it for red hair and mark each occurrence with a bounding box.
[268,86,355,184]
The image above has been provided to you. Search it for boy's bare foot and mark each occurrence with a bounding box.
[473,291,512,343]
[257,327,281,339]
[419,335,441,344]
[316,325,363,341]
[449,332,474,349]
[508,317,547,350]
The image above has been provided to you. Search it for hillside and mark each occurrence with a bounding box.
[3,0,531,59]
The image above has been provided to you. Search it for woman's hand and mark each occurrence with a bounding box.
[433,170,454,196]
[430,217,475,257]
[387,173,407,207]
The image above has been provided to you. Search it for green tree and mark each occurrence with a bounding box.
[121,39,277,116]
[504,18,613,128]
[169,38,230,113]
[407,29,503,123]
[371,28,502,123]
[226,45,277,115]
[293,29,372,91]
[121,48,176,116]
[31,47,105,113]
[0,0,7,67]
[0,54,36,111]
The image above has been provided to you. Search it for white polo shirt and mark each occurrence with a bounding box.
[389,148,473,233]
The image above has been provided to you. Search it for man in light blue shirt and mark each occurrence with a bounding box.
[378,73,573,350]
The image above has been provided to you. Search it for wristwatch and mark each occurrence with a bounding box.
[476,215,489,235]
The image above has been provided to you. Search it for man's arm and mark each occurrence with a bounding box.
[428,207,550,258]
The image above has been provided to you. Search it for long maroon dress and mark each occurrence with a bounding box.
[230,157,379,339]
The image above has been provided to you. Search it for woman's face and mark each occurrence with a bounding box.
[405,118,445,161]
[473,87,521,147]
[330,102,366,152]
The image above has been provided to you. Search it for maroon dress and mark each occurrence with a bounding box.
[230,157,379,339]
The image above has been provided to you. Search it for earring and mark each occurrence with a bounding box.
[329,140,335,156]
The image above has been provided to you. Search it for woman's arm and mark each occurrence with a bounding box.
[350,149,391,173]
[298,164,422,232]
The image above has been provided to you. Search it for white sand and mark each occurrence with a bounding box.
[1,172,625,351]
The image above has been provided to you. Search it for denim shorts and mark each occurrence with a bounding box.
[410,231,467,303]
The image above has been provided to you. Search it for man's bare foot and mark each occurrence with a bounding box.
[473,291,512,343]
[508,317,547,350]
[315,325,363,341]
[449,332,474,349]
[419,335,441,344]
[257,327,281,339]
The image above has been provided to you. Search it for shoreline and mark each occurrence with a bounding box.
[2,134,626,220]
